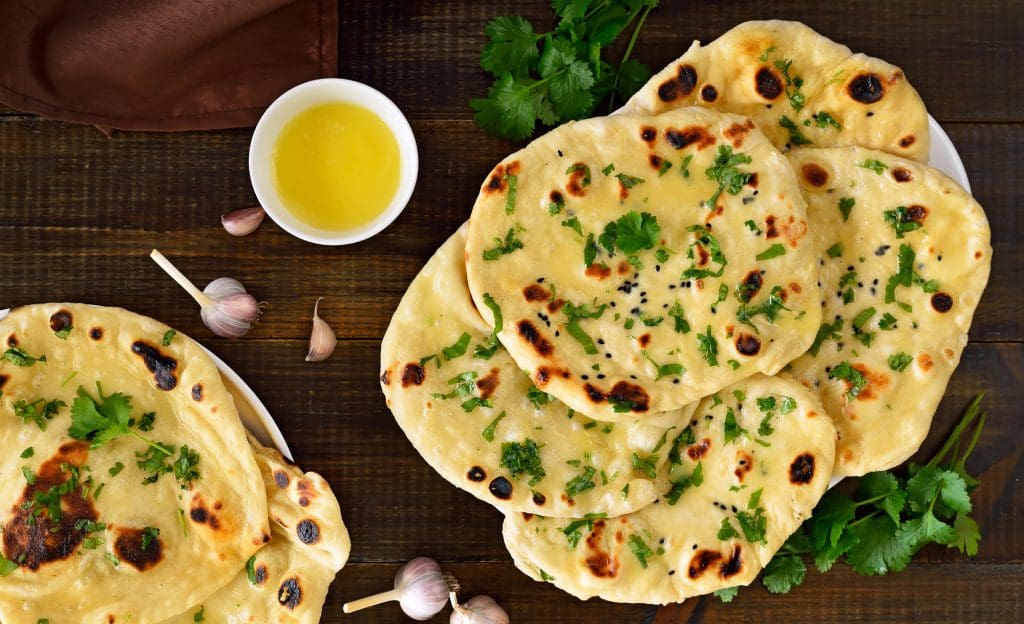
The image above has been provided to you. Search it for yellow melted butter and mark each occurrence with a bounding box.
[271,102,401,232]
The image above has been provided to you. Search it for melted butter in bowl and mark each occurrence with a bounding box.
[250,79,418,245]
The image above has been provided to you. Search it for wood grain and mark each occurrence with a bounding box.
[0,1,1020,622]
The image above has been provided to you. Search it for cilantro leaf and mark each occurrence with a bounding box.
[627,533,655,568]
[69,387,132,447]
[838,196,855,221]
[480,16,540,76]
[600,211,659,254]
[714,586,739,603]
[704,145,752,207]
[697,325,719,367]
[2,346,46,367]
[501,439,546,486]
[762,555,806,593]
[846,516,912,575]
[482,227,525,261]
[857,471,907,524]
[471,73,537,141]
[952,512,981,556]
[808,490,856,550]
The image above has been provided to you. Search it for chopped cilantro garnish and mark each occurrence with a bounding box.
[758,45,776,62]
[658,159,673,176]
[665,462,703,505]
[723,408,747,443]
[756,243,787,260]
[566,163,591,187]
[442,332,472,360]
[501,439,546,486]
[601,163,615,175]
[631,453,658,479]
[774,59,806,110]
[808,318,843,357]
[852,307,876,331]
[682,224,727,279]
[561,513,606,549]
[888,353,914,372]
[69,385,171,457]
[879,312,898,330]
[744,219,762,235]
[14,398,65,431]
[883,206,923,238]
[20,447,34,459]
[561,216,583,237]
[245,555,259,585]
[108,462,124,477]
[704,145,752,208]
[503,173,518,215]
[482,228,525,261]
[141,526,160,550]
[526,384,553,409]
[885,244,916,303]
[614,172,645,189]
[814,111,842,130]
[2,346,46,367]
[718,517,741,540]
[599,211,660,255]
[668,302,691,334]
[549,193,565,215]
[829,361,867,400]
[194,606,206,623]
[697,325,719,367]
[838,197,855,221]
[583,233,599,267]
[857,159,888,174]
[161,329,176,346]
[826,242,844,258]
[565,465,596,498]
[779,115,811,145]
[481,411,507,442]
[737,285,789,329]
[474,293,504,359]
[628,533,655,568]
[681,154,693,179]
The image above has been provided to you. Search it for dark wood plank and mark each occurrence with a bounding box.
[0,120,1019,342]
[339,1,1023,123]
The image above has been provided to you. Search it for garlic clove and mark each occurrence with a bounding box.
[221,207,265,236]
[450,593,509,624]
[343,557,458,620]
[305,297,337,362]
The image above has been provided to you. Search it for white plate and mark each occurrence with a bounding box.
[0,307,293,460]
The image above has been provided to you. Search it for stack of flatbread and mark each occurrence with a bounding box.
[0,303,350,622]
[382,20,991,604]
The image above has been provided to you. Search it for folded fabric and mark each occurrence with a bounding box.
[0,0,337,131]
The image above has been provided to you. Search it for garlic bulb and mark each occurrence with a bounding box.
[150,250,263,338]
[450,592,509,624]
[343,557,458,621]
[305,298,337,362]
[221,207,265,236]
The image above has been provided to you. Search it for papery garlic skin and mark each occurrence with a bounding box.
[221,207,266,236]
[305,297,337,362]
[450,593,510,624]
[397,557,452,621]
[200,277,262,338]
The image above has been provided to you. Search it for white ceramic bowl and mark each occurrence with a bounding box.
[249,78,418,245]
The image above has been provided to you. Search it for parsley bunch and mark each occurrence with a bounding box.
[472,1,660,140]
[725,394,987,600]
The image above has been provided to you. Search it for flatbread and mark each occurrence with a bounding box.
[382,226,697,517]
[623,20,929,162]
[464,107,821,421]
[164,438,350,624]
[784,147,991,477]
[502,373,837,604]
[0,303,269,624]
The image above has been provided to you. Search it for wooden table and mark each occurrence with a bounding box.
[1,1,1020,622]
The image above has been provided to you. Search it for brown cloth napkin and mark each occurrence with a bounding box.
[0,0,337,131]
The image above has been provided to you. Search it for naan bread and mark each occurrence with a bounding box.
[382,226,697,516]
[503,374,836,604]
[623,20,929,162]
[784,147,991,477]
[0,304,269,624]
[464,107,821,421]
[164,438,350,624]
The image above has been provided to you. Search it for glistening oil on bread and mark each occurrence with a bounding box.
[271,102,400,232]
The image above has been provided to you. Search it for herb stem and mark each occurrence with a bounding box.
[854,492,895,508]
[957,412,986,466]
[607,4,653,112]
[130,430,173,456]
[926,393,984,468]
[846,510,880,530]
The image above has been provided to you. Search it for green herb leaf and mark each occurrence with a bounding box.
[857,159,888,174]
[600,211,660,254]
[814,111,842,131]
[480,15,540,76]
[723,408,747,444]
[161,329,176,346]
[628,533,655,568]
[779,115,812,145]
[838,197,855,221]
[565,465,596,498]
[3,346,46,367]
[755,243,787,260]
[482,228,525,261]
[615,172,645,189]
[442,332,472,361]
[826,242,844,258]
[883,205,923,239]
[474,293,504,359]
[697,325,719,367]
[501,438,546,486]
[762,555,806,593]
[481,411,507,442]
[888,352,913,372]
[704,145,752,207]
[245,555,259,585]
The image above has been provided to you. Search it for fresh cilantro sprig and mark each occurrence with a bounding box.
[68,385,171,456]
[598,211,660,255]
[729,394,988,601]
[704,145,752,208]
[471,1,660,140]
